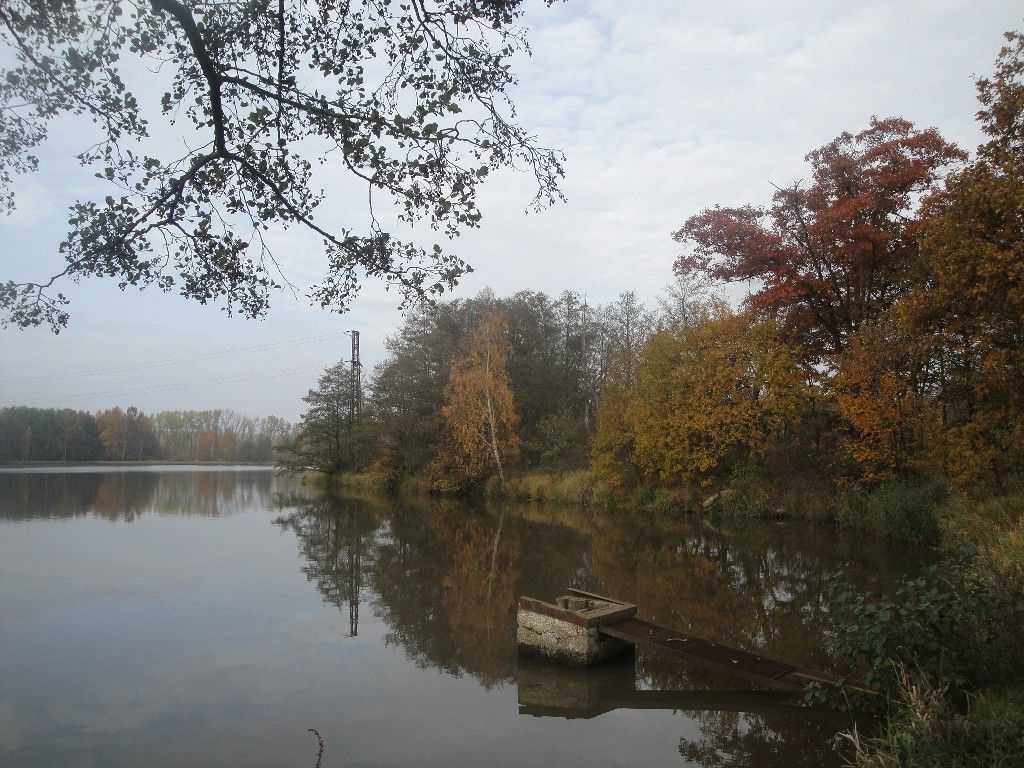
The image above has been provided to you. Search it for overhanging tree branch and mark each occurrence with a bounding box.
[1,0,565,332]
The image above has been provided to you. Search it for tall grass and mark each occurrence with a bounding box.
[938,491,1024,574]
[845,674,1024,767]
[487,470,602,505]
[837,481,947,543]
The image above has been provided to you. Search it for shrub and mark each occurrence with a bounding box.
[713,464,773,519]
[629,485,694,515]
[367,456,403,492]
[837,481,947,543]
[826,551,1024,705]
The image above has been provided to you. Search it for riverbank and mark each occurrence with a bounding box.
[489,470,1024,551]
[309,466,1024,544]
[829,487,1024,766]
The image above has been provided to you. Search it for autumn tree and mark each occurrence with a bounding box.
[594,303,810,488]
[905,31,1024,487]
[435,311,519,489]
[94,406,159,460]
[370,289,610,480]
[369,299,490,482]
[673,118,965,362]
[0,0,564,332]
[591,374,639,490]
[832,319,940,483]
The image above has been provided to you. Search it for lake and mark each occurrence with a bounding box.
[0,468,921,767]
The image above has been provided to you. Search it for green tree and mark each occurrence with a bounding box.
[0,0,564,331]
[281,361,363,475]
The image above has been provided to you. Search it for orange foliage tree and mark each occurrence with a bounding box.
[95,406,158,461]
[833,320,940,483]
[591,376,639,490]
[594,303,811,487]
[435,312,520,489]
[904,32,1024,487]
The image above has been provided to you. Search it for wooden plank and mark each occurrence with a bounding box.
[518,596,637,628]
[599,617,805,692]
[518,596,590,627]
[565,586,631,605]
[576,602,637,625]
[518,689,865,720]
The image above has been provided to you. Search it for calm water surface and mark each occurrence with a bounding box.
[0,469,921,767]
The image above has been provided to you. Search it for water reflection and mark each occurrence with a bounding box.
[273,493,378,637]
[276,493,917,688]
[676,708,853,768]
[274,494,545,686]
[0,468,278,521]
[275,492,908,765]
[1,471,912,767]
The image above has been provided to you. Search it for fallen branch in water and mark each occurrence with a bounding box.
[308,728,324,768]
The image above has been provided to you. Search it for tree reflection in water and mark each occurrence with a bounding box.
[273,493,912,767]
[273,493,381,637]
[0,468,277,521]
[677,709,853,768]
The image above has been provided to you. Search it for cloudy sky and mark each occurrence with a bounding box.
[1,1,1019,421]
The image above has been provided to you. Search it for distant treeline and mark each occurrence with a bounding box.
[0,406,293,463]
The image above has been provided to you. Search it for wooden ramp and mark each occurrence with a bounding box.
[518,688,860,720]
[517,587,875,695]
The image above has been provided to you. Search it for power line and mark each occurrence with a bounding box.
[10,364,326,407]
[0,331,347,385]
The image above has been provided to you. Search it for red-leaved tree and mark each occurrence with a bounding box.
[673,118,965,361]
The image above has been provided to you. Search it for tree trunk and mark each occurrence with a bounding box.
[485,386,505,483]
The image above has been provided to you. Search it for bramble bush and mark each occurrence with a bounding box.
[826,548,1024,709]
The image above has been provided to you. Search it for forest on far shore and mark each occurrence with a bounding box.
[0,406,293,464]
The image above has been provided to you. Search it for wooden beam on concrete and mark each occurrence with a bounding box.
[516,588,878,696]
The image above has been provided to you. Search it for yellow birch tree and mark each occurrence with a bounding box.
[436,312,520,489]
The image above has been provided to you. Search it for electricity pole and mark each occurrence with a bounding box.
[348,330,361,465]
[349,330,361,425]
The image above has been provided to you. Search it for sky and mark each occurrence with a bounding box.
[1,0,1020,421]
